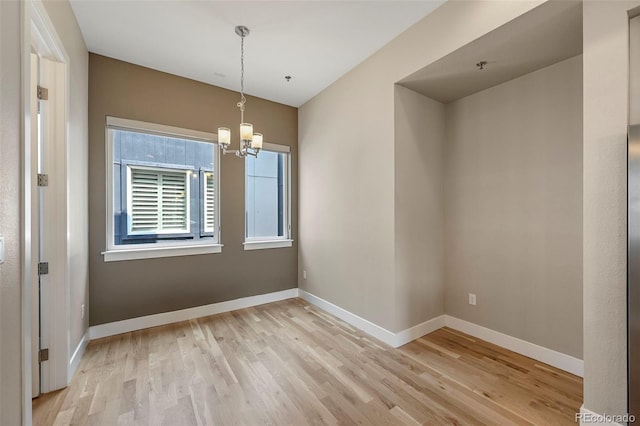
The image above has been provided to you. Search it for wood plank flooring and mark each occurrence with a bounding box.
[33,298,582,425]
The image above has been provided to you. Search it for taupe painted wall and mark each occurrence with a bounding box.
[42,0,89,365]
[394,85,445,330]
[444,55,583,358]
[299,0,542,333]
[1,2,24,423]
[89,54,298,325]
[583,0,637,416]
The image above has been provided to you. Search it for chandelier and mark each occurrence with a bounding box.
[218,26,262,158]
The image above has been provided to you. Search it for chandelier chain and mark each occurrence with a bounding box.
[238,34,246,121]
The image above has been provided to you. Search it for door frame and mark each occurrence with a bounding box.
[21,0,70,420]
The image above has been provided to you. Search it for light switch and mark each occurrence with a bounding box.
[0,236,4,264]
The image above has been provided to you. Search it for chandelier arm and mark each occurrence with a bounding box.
[221,147,239,156]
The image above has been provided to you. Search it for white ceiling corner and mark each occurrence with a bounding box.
[69,0,446,107]
[398,0,583,104]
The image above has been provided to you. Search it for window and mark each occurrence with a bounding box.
[244,143,292,250]
[104,117,221,261]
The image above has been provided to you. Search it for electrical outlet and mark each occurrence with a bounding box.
[303,270,307,280]
[81,304,85,319]
[469,293,477,306]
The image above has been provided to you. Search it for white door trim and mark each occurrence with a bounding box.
[29,52,39,400]
[19,1,34,423]
[22,0,71,419]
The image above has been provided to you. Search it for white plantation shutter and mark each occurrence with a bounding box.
[129,167,189,234]
[160,172,188,231]
[130,169,159,232]
[204,172,215,233]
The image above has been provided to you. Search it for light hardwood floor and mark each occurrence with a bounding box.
[33,298,582,425]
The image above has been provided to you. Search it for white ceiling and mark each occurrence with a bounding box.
[70,0,445,107]
[398,0,583,104]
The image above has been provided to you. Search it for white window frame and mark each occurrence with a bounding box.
[243,142,293,251]
[103,116,222,262]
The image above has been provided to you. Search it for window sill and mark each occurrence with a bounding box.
[102,243,223,262]
[243,239,293,251]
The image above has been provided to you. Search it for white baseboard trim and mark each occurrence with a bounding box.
[445,315,584,377]
[298,289,398,346]
[89,288,299,340]
[394,315,446,347]
[68,331,88,383]
[87,288,584,379]
[298,289,445,348]
[578,405,626,425]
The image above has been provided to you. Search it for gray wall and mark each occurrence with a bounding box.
[583,0,637,416]
[394,85,445,330]
[89,54,298,325]
[1,1,24,423]
[444,55,583,358]
[299,0,541,333]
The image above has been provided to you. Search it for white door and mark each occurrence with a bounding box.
[31,54,60,398]
[30,2,71,400]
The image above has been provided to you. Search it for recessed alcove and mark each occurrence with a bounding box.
[393,0,583,359]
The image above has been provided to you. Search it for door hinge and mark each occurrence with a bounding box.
[38,348,49,363]
[37,85,48,100]
[37,173,48,187]
[38,262,49,275]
